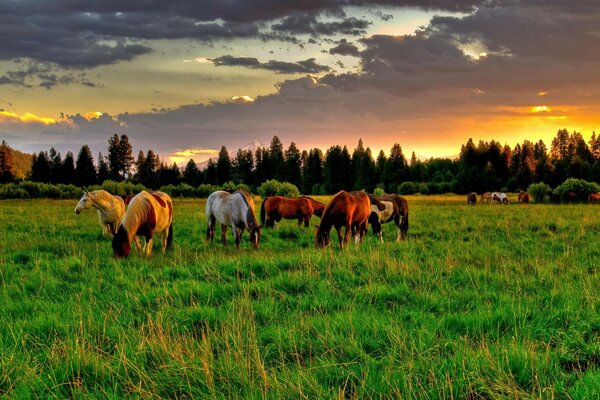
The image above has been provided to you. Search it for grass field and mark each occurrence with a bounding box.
[0,195,599,399]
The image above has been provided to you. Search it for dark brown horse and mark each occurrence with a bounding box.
[518,191,530,204]
[380,194,409,241]
[260,196,315,228]
[299,196,327,217]
[315,191,370,249]
[368,195,394,242]
[467,192,477,205]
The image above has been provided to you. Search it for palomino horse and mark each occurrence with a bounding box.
[112,191,173,258]
[481,192,492,204]
[380,194,410,241]
[467,192,477,205]
[260,196,315,227]
[518,191,530,204]
[315,191,370,249]
[491,192,509,204]
[75,190,126,235]
[589,192,600,204]
[368,195,395,242]
[206,190,262,249]
[299,196,327,217]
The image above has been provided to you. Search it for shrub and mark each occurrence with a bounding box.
[0,184,30,199]
[398,181,418,195]
[90,180,146,197]
[527,182,551,203]
[196,184,219,198]
[417,182,430,195]
[554,178,600,202]
[220,181,251,193]
[373,187,385,197]
[258,180,300,198]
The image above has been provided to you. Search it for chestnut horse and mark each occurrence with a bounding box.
[299,196,327,217]
[112,191,173,258]
[315,191,370,249]
[481,192,492,204]
[467,192,477,205]
[260,196,315,228]
[380,194,409,241]
[518,191,530,204]
[589,192,600,204]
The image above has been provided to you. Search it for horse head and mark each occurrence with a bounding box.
[112,226,131,259]
[315,230,330,248]
[75,191,92,214]
[249,225,262,250]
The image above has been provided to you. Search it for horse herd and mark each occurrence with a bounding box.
[75,189,409,259]
[467,190,530,205]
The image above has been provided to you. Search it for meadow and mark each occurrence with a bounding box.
[0,195,599,399]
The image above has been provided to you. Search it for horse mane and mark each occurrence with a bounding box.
[317,191,346,235]
[121,192,153,240]
[368,194,386,211]
[234,190,259,229]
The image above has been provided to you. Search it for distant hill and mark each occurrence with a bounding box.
[197,138,268,170]
[8,146,33,180]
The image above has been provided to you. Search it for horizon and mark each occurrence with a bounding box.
[1,2,599,164]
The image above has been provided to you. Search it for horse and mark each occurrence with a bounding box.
[566,192,578,203]
[112,191,173,258]
[75,190,126,236]
[299,196,327,217]
[467,192,477,205]
[206,190,262,249]
[380,193,409,241]
[492,192,509,204]
[481,192,492,204]
[260,196,314,228]
[367,195,395,242]
[518,191,530,204]
[589,192,600,204]
[315,191,370,249]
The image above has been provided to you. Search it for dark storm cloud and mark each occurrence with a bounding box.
[329,39,361,57]
[211,56,330,74]
[271,14,371,37]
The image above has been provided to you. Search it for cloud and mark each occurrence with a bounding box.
[271,14,371,37]
[211,55,330,74]
[329,39,361,57]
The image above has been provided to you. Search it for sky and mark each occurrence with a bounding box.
[1,0,600,164]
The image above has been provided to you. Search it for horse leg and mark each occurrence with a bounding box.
[234,224,241,250]
[145,237,153,257]
[335,227,344,249]
[134,236,142,252]
[352,223,360,244]
[395,216,402,242]
[221,224,228,246]
[344,224,352,247]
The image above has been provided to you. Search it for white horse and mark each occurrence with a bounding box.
[368,195,395,242]
[491,192,509,204]
[75,190,126,235]
[206,190,262,249]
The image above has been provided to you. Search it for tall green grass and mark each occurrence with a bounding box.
[0,196,598,398]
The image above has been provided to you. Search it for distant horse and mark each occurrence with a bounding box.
[368,195,395,242]
[299,196,327,217]
[481,192,492,204]
[260,196,315,228]
[566,192,578,203]
[316,191,370,249]
[112,191,173,258]
[589,192,600,204]
[518,191,530,204]
[75,190,126,236]
[492,192,509,204]
[381,194,409,241]
[467,192,477,205]
[206,190,262,249]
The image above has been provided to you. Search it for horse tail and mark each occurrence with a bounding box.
[401,207,409,239]
[260,198,267,225]
[167,222,173,250]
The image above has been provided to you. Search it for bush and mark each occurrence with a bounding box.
[0,184,30,199]
[398,181,418,195]
[373,187,385,197]
[220,181,251,193]
[90,180,146,197]
[196,184,219,198]
[257,180,300,198]
[527,182,551,203]
[554,178,600,202]
[417,182,430,195]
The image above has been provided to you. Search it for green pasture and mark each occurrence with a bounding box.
[0,195,599,399]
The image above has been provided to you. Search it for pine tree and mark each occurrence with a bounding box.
[284,142,302,187]
[204,159,218,185]
[216,146,231,185]
[119,135,134,179]
[183,159,202,186]
[139,150,159,188]
[75,145,96,186]
[107,134,122,181]
[97,152,110,183]
[269,136,285,180]
[589,132,600,160]
[383,143,409,192]
[31,151,51,182]
[323,145,352,193]
[48,147,62,184]
[0,140,14,183]
[134,150,146,182]
[62,151,76,184]
[376,150,386,185]
[233,149,254,185]
[303,148,324,194]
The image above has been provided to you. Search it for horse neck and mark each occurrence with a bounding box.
[122,199,148,241]
[90,194,110,212]
[317,205,334,235]
[242,200,258,229]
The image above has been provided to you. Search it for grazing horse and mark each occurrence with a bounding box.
[481,192,492,204]
[206,190,262,249]
[75,190,126,236]
[112,191,173,258]
[492,192,509,204]
[566,192,578,203]
[380,194,409,241]
[589,192,600,204]
[299,196,327,217]
[518,191,530,204]
[368,195,395,242]
[467,192,477,205]
[260,196,314,228]
[315,191,370,249]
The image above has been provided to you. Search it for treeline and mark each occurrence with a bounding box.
[1,129,600,195]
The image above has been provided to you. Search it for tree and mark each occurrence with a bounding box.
[183,159,202,186]
[138,150,159,188]
[157,161,180,187]
[48,147,62,183]
[61,151,76,184]
[376,150,386,185]
[216,146,231,185]
[204,159,218,185]
[75,145,96,186]
[107,134,134,180]
[589,132,600,160]
[254,147,272,184]
[119,134,134,179]
[0,141,14,183]
[283,142,302,187]
[233,149,254,185]
[97,152,110,183]
[269,136,285,180]
[323,145,352,193]
[303,148,324,194]
[31,151,51,182]
[383,143,409,192]
[409,151,425,183]
[134,150,146,182]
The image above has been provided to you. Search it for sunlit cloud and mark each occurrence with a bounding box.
[0,111,57,125]
[182,57,211,64]
[231,95,254,103]
[538,91,548,96]
[83,111,104,120]
[531,106,551,113]
[169,147,219,165]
